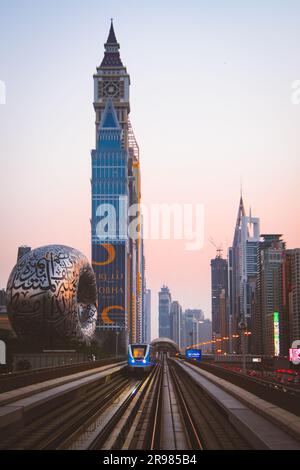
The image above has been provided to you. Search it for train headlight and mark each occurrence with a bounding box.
[143,359,146,364]
[131,359,135,363]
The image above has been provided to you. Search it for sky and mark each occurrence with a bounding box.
[0,0,299,339]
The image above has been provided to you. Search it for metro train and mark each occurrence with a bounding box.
[127,343,156,373]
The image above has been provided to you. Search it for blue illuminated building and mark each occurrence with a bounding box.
[91,98,129,351]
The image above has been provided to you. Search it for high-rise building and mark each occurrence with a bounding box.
[158,286,172,339]
[219,288,229,353]
[91,99,129,352]
[170,300,182,346]
[91,22,143,351]
[227,247,233,352]
[184,309,204,321]
[229,196,260,353]
[240,210,260,332]
[252,235,286,356]
[197,318,212,352]
[144,289,151,343]
[284,249,300,346]
[230,196,246,353]
[182,309,204,348]
[210,252,228,343]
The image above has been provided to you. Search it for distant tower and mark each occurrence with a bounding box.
[240,208,260,330]
[254,235,286,356]
[182,309,204,348]
[210,251,228,347]
[158,286,172,339]
[170,300,182,346]
[144,289,151,343]
[229,195,260,353]
[231,195,246,349]
[284,249,300,348]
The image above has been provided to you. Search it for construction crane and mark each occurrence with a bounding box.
[208,236,223,258]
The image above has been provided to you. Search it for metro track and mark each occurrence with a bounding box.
[191,360,300,416]
[0,372,130,450]
[125,356,250,450]
[0,357,125,393]
[1,356,299,450]
[168,360,251,449]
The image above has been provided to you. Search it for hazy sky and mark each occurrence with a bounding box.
[0,0,299,338]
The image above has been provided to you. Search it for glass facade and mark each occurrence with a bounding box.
[91,100,129,330]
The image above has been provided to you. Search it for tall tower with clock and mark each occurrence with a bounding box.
[91,21,144,351]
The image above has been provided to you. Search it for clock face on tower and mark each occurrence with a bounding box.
[98,80,125,99]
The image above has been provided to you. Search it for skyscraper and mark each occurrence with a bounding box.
[91,99,128,353]
[143,289,151,343]
[229,195,260,353]
[227,247,233,352]
[197,318,212,352]
[158,285,172,339]
[240,209,260,331]
[170,300,182,346]
[284,249,300,346]
[210,252,228,343]
[252,235,286,356]
[182,309,204,349]
[91,22,143,351]
[219,288,228,353]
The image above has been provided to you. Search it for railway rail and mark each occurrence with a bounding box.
[0,356,126,393]
[124,356,250,450]
[169,360,250,449]
[1,355,299,450]
[190,360,300,416]
[0,371,130,450]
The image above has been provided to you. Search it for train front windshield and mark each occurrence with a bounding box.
[131,345,147,360]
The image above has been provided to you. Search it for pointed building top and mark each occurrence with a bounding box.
[106,19,118,44]
[99,98,120,129]
[233,193,246,245]
[100,20,123,68]
[239,194,245,215]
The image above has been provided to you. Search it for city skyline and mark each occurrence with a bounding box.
[1,1,300,339]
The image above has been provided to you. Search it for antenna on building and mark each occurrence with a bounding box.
[208,236,223,258]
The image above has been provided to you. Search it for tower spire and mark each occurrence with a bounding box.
[233,191,246,245]
[106,18,118,44]
[100,20,123,67]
